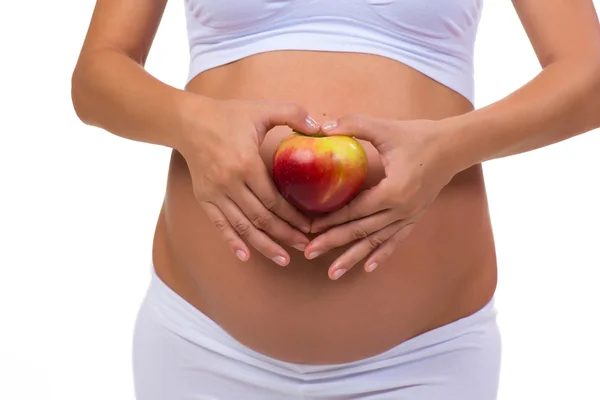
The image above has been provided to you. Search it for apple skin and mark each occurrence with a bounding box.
[272,132,368,214]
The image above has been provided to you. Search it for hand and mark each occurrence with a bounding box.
[177,97,321,266]
[305,114,457,280]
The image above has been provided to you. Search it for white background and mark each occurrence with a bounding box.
[1,1,599,399]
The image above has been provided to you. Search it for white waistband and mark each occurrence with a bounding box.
[143,263,498,379]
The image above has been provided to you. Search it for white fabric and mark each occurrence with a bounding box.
[132,265,501,399]
[184,0,484,104]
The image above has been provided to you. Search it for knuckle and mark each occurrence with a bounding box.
[367,235,385,250]
[261,195,279,212]
[191,177,213,202]
[347,113,376,133]
[211,167,234,189]
[389,192,403,208]
[388,193,405,210]
[352,226,369,241]
[348,114,365,131]
[193,186,208,202]
[380,182,398,203]
[388,189,410,212]
[392,180,422,213]
[406,203,420,216]
[395,197,418,216]
[282,102,303,116]
[212,218,229,234]
[237,155,255,172]
[232,220,252,238]
[251,213,272,230]
[214,158,253,186]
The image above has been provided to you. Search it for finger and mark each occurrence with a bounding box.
[262,102,320,135]
[218,197,292,266]
[327,220,405,280]
[304,210,398,260]
[200,201,250,262]
[363,222,417,272]
[321,113,386,147]
[310,180,393,233]
[228,180,310,251]
[245,162,311,235]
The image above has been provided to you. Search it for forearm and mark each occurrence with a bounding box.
[71,48,206,150]
[443,57,600,173]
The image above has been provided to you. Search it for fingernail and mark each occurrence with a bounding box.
[332,268,346,280]
[305,115,319,130]
[321,120,338,132]
[301,225,311,234]
[307,250,322,260]
[293,243,307,251]
[272,255,288,266]
[235,250,248,261]
[365,262,378,272]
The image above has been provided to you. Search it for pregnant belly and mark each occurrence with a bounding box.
[153,51,498,364]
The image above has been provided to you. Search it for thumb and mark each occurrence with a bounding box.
[261,102,321,135]
[320,114,385,147]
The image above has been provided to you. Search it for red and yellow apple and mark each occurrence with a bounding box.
[272,131,368,214]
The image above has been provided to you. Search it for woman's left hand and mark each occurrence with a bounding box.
[305,114,460,280]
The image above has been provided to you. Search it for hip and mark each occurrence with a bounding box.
[133,263,501,399]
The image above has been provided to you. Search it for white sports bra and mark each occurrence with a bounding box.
[184,0,484,104]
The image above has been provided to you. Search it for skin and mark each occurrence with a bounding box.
[308,0,600,280]
[71,0,600,366]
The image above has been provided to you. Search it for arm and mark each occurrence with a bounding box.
[72,0,321,264]
[71,0,202,150]
[306,1,600,278]
[443,0,600,172]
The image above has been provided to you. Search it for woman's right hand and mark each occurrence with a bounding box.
[176,96,321,267]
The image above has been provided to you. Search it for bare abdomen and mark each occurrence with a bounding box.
[151,51,498,364]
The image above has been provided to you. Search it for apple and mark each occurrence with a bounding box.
[272,131,368,214]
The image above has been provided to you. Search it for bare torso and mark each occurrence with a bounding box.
[152,51,497,364]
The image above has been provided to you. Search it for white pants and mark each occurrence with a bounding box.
[133,266,502,399]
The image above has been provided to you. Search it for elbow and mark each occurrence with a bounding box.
[593,57,600,98]
[71,52,104,127]
[70,65,91,125]
[571,54,600,130]
[588,57,600,128]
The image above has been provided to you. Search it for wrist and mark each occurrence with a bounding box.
[432,113,483,175]
[174,92,221,154]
